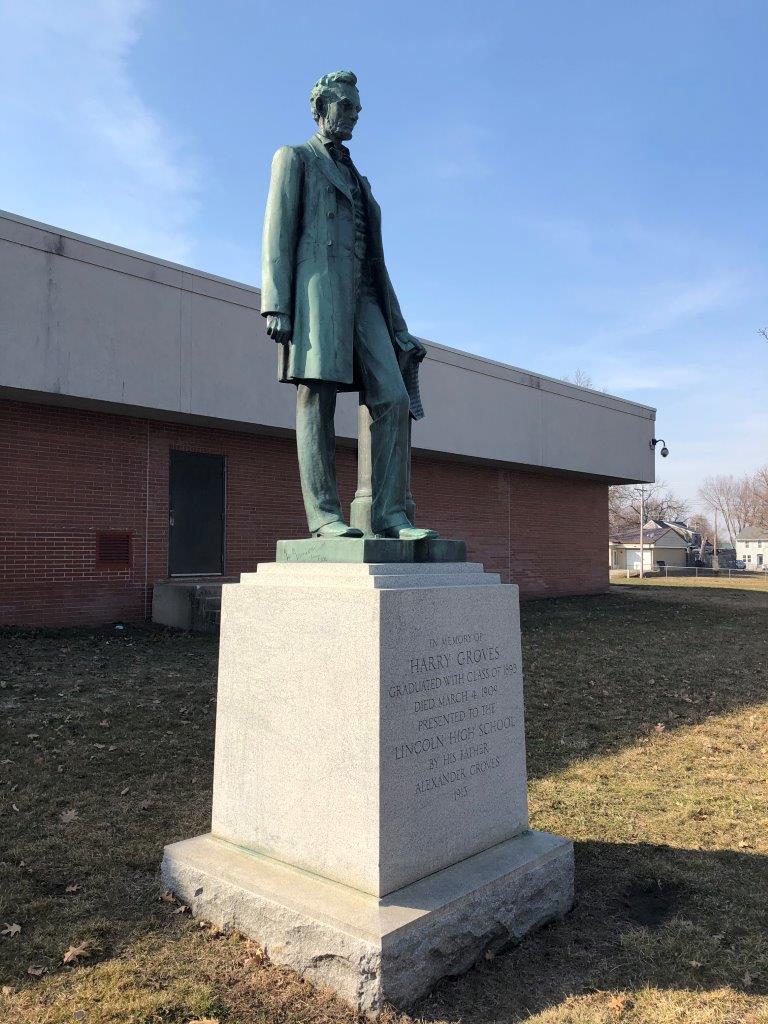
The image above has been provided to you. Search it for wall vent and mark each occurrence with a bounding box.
[96,532,132,569]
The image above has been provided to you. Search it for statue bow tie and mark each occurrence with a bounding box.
[328,144,350,165]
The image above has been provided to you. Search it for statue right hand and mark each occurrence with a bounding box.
[266,312,292,344]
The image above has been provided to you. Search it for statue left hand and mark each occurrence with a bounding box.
[396,331,428,362]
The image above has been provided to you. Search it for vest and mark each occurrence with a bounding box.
[331,149,369,262]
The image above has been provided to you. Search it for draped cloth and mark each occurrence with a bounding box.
[398,348,425,421]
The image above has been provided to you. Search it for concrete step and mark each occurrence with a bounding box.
[152,577,234,634]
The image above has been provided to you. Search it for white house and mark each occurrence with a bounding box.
[735,527,768,568]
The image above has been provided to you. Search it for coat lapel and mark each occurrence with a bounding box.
[306,135,353,202]
[357,174,382,237]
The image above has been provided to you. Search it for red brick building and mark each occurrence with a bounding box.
[0,212,655,627]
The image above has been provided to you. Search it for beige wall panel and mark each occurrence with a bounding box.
[0,210,655,483]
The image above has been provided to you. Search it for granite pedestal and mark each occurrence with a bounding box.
[162,560,574,1013]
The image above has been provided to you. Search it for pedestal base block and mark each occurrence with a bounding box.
[162,829,573,1015]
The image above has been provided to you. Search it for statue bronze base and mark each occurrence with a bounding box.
[276,536,466,564]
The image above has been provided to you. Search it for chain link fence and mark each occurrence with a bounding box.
[612,565,768,580]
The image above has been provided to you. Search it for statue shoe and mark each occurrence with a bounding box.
[313,521,364,538]
[379,525,439,541]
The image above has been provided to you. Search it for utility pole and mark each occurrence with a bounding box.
[639,486,644,579]
[712,509,719,570]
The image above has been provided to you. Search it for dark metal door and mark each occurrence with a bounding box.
[168,450,225,576]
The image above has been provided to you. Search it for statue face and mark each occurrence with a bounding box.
[318,83,361,142]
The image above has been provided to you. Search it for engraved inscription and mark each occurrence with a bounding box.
[389,628,520,802]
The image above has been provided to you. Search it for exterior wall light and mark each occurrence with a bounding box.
[650,438,669,458]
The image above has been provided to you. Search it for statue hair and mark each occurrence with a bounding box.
[310,70,358,122]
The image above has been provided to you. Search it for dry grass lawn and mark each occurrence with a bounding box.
[613,574,768,594]
[2,583,768,1023]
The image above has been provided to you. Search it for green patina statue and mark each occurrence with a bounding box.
[261,70,438,542]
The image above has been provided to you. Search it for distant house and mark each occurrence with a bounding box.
[644,519,695,542]
[609,522,690,571]
[735,527,768,568]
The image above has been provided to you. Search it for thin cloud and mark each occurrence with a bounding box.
[647,279,734,327]
[0,0,198,262]
[429,122,493,181]
[600,366,708,392]
[435,154,493,180]
[585,275,741,347]
[523,216,599,263]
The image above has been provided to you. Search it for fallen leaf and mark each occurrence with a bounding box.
[689,959,703,968]
[1,984,13,995]
[160,891,176,903]
[120,786,130,796]
[11,804,19,813]
[26,733,39,740]
[484,949,495,961]
[654,723,666,732]
[172,904,189,915]
[73,1012,86,1022]
[607,993,631,1012]
[1,923,21,938]
[65,884,81,894]
[99,720,109,728]
[26,966,45,977]
[60,808,78,824]
[63,941,92,964]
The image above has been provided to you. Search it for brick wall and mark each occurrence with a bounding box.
[0,398,608,626]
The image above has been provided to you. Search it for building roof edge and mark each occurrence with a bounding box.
[0,207,655,422]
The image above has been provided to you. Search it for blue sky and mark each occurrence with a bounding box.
[1,0,766,507]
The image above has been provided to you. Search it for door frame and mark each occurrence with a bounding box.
[167,448,227,577]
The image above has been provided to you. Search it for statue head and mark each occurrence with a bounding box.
[310,70,361,142]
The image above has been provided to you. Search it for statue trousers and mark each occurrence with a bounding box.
[295,285,411,535]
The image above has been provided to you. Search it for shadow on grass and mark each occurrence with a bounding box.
[416,838,768,1023]
[521,589,768,780]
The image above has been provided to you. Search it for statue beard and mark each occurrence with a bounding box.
[321,115,353,141]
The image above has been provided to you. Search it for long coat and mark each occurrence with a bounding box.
[261,134,409,387]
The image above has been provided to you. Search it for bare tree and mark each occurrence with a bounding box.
[563,369,593,388]
[751,465,768,529]
[698,474,758,548]
[758,328,768,344]
[688,512,714,559]
[609,481,691,533]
